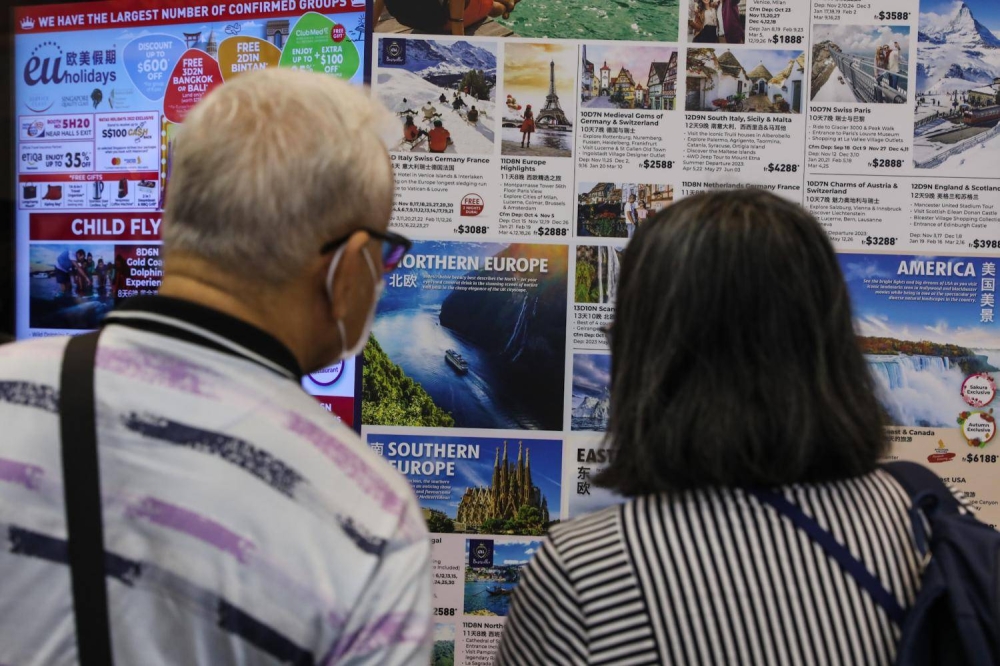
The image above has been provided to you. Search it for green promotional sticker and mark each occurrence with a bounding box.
[278,12,359,81]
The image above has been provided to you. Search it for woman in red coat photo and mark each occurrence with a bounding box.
[520,104,535,148]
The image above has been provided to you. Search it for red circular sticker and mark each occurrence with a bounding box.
[331,24,346,42]
[961,372,996,407]
[461,193,485,217]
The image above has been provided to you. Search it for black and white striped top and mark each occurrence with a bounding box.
[496,470,944,666]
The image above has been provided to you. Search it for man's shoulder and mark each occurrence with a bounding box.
[266,395,423,523]
[0,336,70,380]
[296,409,415,493]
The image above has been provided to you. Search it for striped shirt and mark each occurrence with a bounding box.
[0,297,432,665]
[497,472,948,666]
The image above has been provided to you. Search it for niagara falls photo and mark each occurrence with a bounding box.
[842,253,1000,428]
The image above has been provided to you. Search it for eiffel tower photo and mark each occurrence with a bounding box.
[502,42,576,156]
[536,60,572,127]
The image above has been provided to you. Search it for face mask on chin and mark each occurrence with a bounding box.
[324,243,384,362]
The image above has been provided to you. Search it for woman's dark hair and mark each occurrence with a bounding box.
[596,189,887,495]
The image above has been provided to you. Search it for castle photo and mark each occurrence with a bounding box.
[581,44,678,110]
[372,434,563,536]
[456,441,551,534]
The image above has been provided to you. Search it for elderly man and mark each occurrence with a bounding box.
[0,69,431,664]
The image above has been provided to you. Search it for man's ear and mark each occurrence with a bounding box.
[320,231,371,321]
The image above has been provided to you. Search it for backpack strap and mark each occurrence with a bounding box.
[882,460,963,560]
[747,487,907,625]
[882,460,961,514]
[60,331,115,665]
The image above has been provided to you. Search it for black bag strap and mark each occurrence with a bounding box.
[882,460,961,514]
[882,460,964,560]
[60,331,115,665]
[747,487,907,625]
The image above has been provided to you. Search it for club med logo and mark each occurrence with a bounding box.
[381,39,405,66]
[20,16,36,30]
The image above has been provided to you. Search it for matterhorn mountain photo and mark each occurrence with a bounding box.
[912,0,1000,171]
[917,0,1000,93]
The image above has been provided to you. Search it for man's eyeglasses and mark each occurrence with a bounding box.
[321,228,413,272]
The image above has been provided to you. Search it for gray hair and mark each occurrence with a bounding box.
[162,68,395,284]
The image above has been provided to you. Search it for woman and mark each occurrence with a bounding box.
[520,104,535,149]
[888,42,901,90]
[719,0,744,44]
[692,0,720,43]
[402,115,426,144]
[496,190,955,665]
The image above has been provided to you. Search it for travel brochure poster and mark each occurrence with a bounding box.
[844,252,1000,522]
[13,1,366,337]
[362,240,568,432]
[366,433,562,536]
[13,1,366,425]
[843,253,1000,432]
[14,9,364,118]
[11,2,1000,664]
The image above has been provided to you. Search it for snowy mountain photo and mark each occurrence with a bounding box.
[384,38,496,87]
[912,0,1000,171]
[375,38,497,155]
[916,0,1000,93]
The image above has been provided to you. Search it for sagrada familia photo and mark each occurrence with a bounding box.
[456,442,551,529]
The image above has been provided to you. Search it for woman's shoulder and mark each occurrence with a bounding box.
[547,503,625,552]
